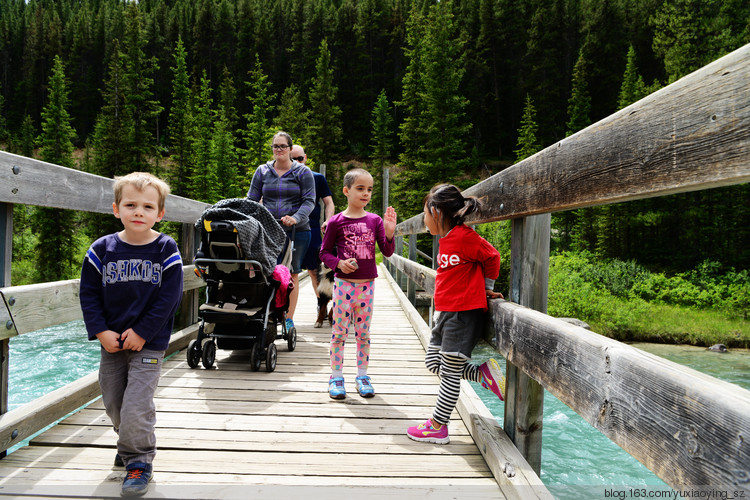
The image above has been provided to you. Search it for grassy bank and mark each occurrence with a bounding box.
[547,252,749,348]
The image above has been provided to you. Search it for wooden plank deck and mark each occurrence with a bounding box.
[0,268,535,499]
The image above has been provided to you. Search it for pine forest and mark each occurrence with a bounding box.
[0,0,748,343]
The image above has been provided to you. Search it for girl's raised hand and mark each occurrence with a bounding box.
[384,206,397,239]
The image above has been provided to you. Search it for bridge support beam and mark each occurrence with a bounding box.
[0,203,11,458]
[503,214,550,476]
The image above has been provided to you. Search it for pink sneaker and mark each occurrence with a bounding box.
[407,419,449,444]
[479,358,506,401]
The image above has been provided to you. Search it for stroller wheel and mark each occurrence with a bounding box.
[250,342,262,371]
[287,327,297,352]
[202,340,216,369]
[266,343,277,372]
[186,339,201,369]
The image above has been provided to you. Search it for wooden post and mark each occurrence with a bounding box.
[430,234,439,328]
[0,203,11,458]
[383,168,390,274]
[407,234,417,305]
[320,163,326,177]
[178,222,199,329]
[504,214,550,475]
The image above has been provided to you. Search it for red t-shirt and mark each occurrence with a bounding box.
[433,224,501,312]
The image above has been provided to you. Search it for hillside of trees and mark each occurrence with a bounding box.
[1,0,749,288]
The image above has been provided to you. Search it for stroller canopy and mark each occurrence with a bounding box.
[195,198,287,276]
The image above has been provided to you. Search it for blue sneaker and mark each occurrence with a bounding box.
[355,375,375,398]
[328,376,346,399]
[121,462,152,497]
[285,318,295,332]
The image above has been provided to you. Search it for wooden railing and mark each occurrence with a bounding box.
[0,154,210,453]
[385,43,750,493]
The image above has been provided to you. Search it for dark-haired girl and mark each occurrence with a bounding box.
[407,184,505,445]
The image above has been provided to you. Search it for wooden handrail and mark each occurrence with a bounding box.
[0,265,204,340]
[0,151,209,223]
[0,324,198,454]
[395,43,750,237]
[386,255,750,491]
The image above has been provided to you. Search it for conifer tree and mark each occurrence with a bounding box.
[218,66,239,136]
[558,51,593,252]
[212,111,241,199]
[242,54,275,179]
[17,115,36,158]
[369,88,394,216]
[274,84,307,144]
[394,5,428,218]
[306,38,343,168]
[370,88,393,171]
[168,37,194,198]
[420,1,471,182]
[121,1,162,173]
[566,51,592,137]
[34,56,78,282]
[514,94,541,162]
[617,45,647,109]
[188,71,220,203]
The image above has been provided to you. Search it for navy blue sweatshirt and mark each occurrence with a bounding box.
[80,233,183,351]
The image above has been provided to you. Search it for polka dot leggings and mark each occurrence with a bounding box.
[329,279,375,374]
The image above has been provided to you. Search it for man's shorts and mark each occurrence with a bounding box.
[301,227,323,271]
[278,229,311,274]
[429,309,487,359]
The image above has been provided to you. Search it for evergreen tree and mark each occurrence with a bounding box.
[420,1,471,182]
[306,38,343,168]
[212,110,242,199]
[34,56,78,282]
[17,115,36,158]
[218,66,239,136]
[188,71,220,203]
[514,94,541,162]
[617,45,648,108]
[88,40,135,239]
[370,88,394,170]
[369,88,394,215]
[566,51,592,137]
[167,37,194,198]
[121,1,162,173]
[242,54,275,180]
[274,84,307,144]
[557,51,593,252]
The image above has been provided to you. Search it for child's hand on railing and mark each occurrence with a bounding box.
[486,289,504,300]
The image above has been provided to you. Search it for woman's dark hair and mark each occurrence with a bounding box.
[423,183,482,227]
[272,131,293,148]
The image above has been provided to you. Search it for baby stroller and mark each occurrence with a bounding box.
[187,198,296,372]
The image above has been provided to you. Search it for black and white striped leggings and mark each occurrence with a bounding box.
[425,346,483,426]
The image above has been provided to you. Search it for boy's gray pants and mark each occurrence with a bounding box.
[99,347,164,466]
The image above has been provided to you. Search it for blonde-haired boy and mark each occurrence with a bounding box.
[80,171,182,496]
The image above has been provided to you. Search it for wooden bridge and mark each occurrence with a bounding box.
[0,43,749,499]
[0,270,544,499]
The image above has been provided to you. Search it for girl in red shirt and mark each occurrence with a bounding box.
[407,184,506,445]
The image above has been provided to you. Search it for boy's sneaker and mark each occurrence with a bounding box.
[355,375,375,398]
[328,376,346,399]
[479,358,506,401]
[407,419,449,444]
[114,453,124,467]
[121,462,152,497]
[285,318,296,333]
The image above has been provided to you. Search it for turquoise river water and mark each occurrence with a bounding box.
[7,320,750,498]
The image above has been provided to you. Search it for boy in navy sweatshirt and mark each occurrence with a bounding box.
[80,172,183,497]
